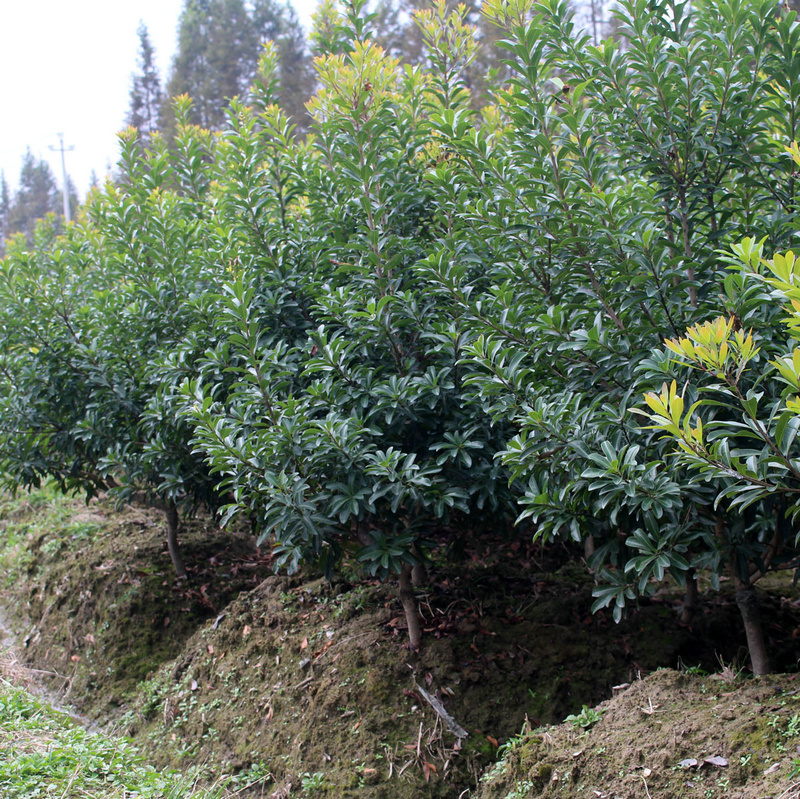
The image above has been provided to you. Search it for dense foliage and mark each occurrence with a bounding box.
[1,0,799,668]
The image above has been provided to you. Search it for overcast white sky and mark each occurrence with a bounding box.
[0,0,317,200]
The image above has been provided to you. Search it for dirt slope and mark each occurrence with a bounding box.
[3,490,800,797]
[476,668,800,799]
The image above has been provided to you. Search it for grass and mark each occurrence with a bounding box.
[0,669,228,799]
[0,484,105,589]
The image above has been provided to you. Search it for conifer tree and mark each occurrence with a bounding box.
[163,0,313,134]
[0,172,10,256]
[127,22,164,143]
[164,0,255,131]
[6,151,62,244]
[250,0,315,130]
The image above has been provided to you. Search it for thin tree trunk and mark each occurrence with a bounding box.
[680,568,698,626]
[411,543,427,587]
[584,535,596,563]
[165,502,187,581]
[735,587,771,676]
[399,563,421,652]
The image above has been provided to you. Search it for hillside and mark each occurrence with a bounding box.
[3,489,800,797]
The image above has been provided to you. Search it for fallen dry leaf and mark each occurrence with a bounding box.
[242,625,251,637]
[300,636,308,650]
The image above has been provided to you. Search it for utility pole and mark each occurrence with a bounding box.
[49,133,74,223]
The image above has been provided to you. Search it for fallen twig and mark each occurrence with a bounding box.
[414,681,468,739]
[315,631,376,660]
[777,781,800,799]
[291,675,314,692]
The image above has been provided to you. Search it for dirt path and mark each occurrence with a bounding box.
[0,603,96,730]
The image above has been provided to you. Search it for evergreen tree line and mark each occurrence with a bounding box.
[129,0,316,138]
[0,0,625,254]
[127,0,526,138]
[0,153,80,257]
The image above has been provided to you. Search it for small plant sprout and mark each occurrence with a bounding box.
[564,705,604,730]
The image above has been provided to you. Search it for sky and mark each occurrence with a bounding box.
[0,0,317,201]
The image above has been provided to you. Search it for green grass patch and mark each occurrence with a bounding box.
[0,485,106,588]
[0,679,224,798]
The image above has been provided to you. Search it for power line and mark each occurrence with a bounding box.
[48,133,74,224]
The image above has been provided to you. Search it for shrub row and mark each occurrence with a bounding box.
[2,0,800,665]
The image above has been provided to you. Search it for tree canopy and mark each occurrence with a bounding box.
[2,0,800,671]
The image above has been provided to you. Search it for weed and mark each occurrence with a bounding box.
[301,770,326,794]
[497,716,534,759]
[564,705,604,730]
[0,680,223,798]
[229,761,273,788]
[504,779,534,798]
[677,659,708,676]
[481,759,509,783]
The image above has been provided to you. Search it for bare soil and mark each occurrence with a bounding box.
[3,492,800,797]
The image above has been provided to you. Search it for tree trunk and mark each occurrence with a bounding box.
[735,587,771,676]
[584,535,596,563]
[399,563,421,652]
[165,502,187,581]
[411,543,427,587]
[680,568,698,626]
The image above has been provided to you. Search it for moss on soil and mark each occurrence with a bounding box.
[3,489,800,797]
[475,669,800,799]
[0,490,272,717]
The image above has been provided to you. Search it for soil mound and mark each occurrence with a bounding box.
[0,492,273,716]
[4,491,800,797]
[476,668,800,799]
